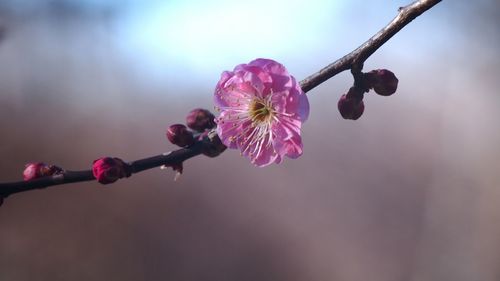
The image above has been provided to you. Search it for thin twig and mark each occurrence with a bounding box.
[299,0,442,93]
[0,142,205,198]
[0,0,442,200]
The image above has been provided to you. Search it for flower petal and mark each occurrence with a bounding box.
[216,110,251,149]
[272,117,303,159]
[244,132,279,167]
[249,58,293,95]
[292,77,309,122]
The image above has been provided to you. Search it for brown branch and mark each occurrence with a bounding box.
[0,142,205,198]
[299,0,442,93]
[0,0,441,202]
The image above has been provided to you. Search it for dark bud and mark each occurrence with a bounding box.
[365,69,398,96]
[338,94,365,120]
[166,124,195,147]
[186,108,216,132]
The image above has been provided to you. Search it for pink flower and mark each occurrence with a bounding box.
[214,58,309,167]
[92,157,131,184]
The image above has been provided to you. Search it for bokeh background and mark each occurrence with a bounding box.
[1,0,499,280]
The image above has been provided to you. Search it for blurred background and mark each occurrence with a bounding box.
[0,0,499,280]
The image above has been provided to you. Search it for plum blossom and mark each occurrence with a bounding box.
[214,58,309,167]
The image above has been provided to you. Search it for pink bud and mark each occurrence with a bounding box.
[365,69,398,96]
[92,157,131,185]
[186,108,216,132]
[338,94,365,120]
[166,124,195,147]
[23,162,63,181]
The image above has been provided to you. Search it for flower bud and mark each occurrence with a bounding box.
[166,124,195,147]
[186,108,216,132]
[92,157,131,185]
[23,162,63,181]
[365,69,398,96]
[338,94,365,120]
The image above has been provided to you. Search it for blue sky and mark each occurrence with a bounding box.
[0,0,457,84]
[114,0,346,80]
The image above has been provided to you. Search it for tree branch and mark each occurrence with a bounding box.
[0,0,442,201]
[299,0,442,93]
[0,142,205,198]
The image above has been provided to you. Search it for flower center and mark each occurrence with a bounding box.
[249,99,273,123]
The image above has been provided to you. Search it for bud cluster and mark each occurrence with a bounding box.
[338,68,398,120]
[166,108,216,147]
[163,108,225,179]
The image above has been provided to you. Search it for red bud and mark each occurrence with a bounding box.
[92,157,131,185]
[166,124,195,147]
[186,108,216,132]
[365,69,398,96]
[23,162,62,181]
[338,94,365,120]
